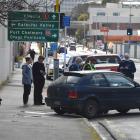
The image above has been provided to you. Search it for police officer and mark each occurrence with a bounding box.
[118,53,136,80]
[83,57,96,70]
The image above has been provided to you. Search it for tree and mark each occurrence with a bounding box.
[0,0,47,27]
[71,3,89,21]
[75,13,89,43]
[78,13,88,21]
[102,0,119,5]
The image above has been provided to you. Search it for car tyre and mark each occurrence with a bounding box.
[98,110,108,115]
[83,99,98,119]
[53,108,65,115]
[117,109,129,114]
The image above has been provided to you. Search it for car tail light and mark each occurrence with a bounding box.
[111,67,118,71]
[68,91,78,99]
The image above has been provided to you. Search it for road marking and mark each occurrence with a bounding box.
[24,111,55,115]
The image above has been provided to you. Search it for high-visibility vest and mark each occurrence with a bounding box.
[83,63,96,70]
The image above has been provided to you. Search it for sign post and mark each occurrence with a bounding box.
[53,0,60,80]
[8,11,59,42]
[100,27,109,54]
[63,16,70,71]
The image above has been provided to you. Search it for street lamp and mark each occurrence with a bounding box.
[127,0,133,53]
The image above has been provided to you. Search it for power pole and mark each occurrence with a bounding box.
[45,0,49,72]
[53,0,60,80]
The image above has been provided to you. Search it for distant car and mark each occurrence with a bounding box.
[48,48,53,56]
[83,54,121,71]
[45,70,140,119]
[69,45,76,51]
[46,54,70,80]
[46,57,65,80]
[58,46,67,54]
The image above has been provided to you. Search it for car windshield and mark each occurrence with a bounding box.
[66,76,82,84]
[95,56,120,64]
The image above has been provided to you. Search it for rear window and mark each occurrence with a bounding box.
[54,75,67,84]
[66,76,82,84]
[86,55,121,64]
[55,74,84,84]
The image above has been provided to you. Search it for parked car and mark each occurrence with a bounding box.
[69,45,76,51]
[83,54,121,71]
[45,70,140,119]
[46,55,70,80]
[46,57,64,80]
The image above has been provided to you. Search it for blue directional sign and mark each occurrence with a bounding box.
[63,16,70,27]
[50,43,58,52]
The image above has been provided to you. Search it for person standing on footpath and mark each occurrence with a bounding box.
[22,57,33,106]
[28,49,36,62]
[32,55,46,105]
[118,53,136,80]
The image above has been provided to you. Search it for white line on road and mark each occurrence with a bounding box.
[24,111,55,115]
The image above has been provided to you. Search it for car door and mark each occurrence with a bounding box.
[80,73,114,109]
[104,73,140,109]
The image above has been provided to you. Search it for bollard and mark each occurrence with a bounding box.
[0,99,1,105]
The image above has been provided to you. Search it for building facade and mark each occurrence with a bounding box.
[87,2,140,58]
[60,0,101,15]
[0,25,13,85]
[88,3,140,39]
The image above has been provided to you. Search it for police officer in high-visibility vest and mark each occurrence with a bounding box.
[83,57,96,70]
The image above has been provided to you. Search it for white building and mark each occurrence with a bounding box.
[0,25,13,85]
[87,3,140,58]
[88,2,140,40]
[60,0,101,15]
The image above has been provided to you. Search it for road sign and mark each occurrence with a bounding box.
[8,21,59,29]
[8,11,59,21]
[50,43,58,52]
[100,27,109,32]
[63,16,70,27]
[8,29,59,42]
[8,11,59,42]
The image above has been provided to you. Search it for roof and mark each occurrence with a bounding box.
[87,54,120,57]
[64,70,120,76]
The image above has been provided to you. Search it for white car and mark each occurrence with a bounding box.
[46,55,70,80]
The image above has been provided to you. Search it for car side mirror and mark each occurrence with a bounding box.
[134,82,140,87]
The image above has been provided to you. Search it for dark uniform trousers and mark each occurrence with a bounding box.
[34,80,45,105]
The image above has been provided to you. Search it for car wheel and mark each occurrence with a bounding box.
[117,109,129,114]
[83,99,98,119]
[98,110,108,115]
[53,108,65,115]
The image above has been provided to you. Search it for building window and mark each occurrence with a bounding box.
[97,12,105,16]
[113,12,120,16]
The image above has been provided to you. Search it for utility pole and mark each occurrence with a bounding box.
[53,0,60,80]
[45,0,48,67]
[128,1,132,54]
